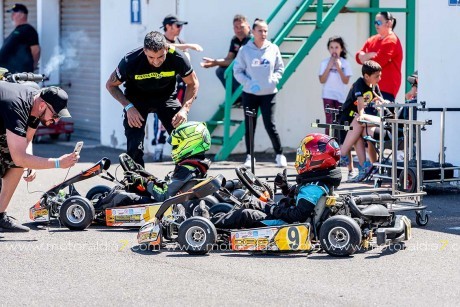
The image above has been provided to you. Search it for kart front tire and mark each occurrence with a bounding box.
[59,196,95,230]
[177,217,217,255]
[320,215,362,257]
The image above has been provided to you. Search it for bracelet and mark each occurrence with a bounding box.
[54,159,60,169]
[124,103,134,112]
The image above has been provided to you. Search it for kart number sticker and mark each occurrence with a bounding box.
[274,225,311,251]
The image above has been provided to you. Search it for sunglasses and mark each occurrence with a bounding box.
[45,103,60,120]
[374,20,384,26]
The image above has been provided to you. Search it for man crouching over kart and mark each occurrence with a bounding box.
[95,121,211,210]
[211,133,342,228]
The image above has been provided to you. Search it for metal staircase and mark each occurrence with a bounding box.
[207,0,349,161]
[207,0,416,161]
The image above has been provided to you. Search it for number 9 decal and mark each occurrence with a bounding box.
[287,226,300,249]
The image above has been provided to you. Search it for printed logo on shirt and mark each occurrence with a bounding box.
[134,71,175,80]
[251,58,270,67]
[363,91,373,104]
[14,127,26,134]
[116,67,122,79]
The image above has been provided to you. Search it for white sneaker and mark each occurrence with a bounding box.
[275,154,287,167]
[244,154,255,168]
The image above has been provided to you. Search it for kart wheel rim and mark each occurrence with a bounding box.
[185,226,206,248]
[328,226,350,249]
[66,204,86,224]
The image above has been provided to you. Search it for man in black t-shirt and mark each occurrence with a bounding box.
[201,14,251,95]
[106,31,199,166]
[0,4,40,73]
[0,83,78,232]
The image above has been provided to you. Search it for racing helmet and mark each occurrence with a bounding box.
[168,121,211,163]
[295,133,340,174]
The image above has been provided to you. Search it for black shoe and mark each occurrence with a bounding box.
[0,212,30,232]
[232,97,243,108]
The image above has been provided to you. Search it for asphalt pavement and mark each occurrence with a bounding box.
[1,138,459,306]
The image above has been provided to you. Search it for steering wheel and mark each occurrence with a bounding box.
[235,166,273,202]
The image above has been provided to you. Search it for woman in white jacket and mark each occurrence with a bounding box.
[233,18,286,167]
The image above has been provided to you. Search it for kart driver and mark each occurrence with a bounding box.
[106,31,199,167]
[211,133,342,228]
[95,121,211,210]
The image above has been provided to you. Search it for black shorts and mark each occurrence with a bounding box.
[0,134,20,178]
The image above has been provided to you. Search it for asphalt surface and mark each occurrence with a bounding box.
[1,139,460,306]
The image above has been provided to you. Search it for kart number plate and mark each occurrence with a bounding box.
[29,207,49,222]
[274,224,311,251]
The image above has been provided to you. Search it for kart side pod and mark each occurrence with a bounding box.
[231,223,312,252]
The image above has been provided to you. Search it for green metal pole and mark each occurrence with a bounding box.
[405,0,416,93]
[317,0,323,27]
[369,0,379,36]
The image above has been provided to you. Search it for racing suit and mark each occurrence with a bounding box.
[212,182,330,229]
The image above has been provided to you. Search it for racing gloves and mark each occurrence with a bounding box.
[274,169,291,196]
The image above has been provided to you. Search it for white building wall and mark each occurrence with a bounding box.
[418,0,460,165]
[100,0,413,157]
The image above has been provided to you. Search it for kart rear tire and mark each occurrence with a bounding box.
[320,215,362,257]
[86,185,112,203]
[208,203,233,216]
[59,196,95,230]
[50,133,60,140]
[177,217,217,255]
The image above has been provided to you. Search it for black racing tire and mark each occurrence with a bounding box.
[398,168,417,193]
[49,133,60,140]
[66,133,72,141]
[208,203,233,216]
[177,217,217,255]
[319,215,362,257]
[85,185,112,203]
[235,166,272,201]
[59,196,95,230]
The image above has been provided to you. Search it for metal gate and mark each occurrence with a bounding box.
[60,0,101,141]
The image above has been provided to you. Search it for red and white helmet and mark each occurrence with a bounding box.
[295,133,341,174]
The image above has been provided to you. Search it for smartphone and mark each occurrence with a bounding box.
[74,141,84,155]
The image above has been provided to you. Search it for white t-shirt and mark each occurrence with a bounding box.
[318,57,353,103]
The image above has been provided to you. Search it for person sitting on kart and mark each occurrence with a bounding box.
[210,133,342,229]
[95,121,211,209]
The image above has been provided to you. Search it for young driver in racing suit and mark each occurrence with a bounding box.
[211,133,342,228]
[95,121,211,210]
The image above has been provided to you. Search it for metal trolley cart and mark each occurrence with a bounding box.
[311,104,432,226]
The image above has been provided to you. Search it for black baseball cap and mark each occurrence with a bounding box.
[6,3,28,14]
[161,14,188,29]
[40,87,71,118]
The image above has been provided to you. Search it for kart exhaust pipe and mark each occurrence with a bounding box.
[354,194,395,205]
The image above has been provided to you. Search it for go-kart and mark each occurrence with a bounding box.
[28,153,221,230]
[138,166,412,257]
[226,167,412,257]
